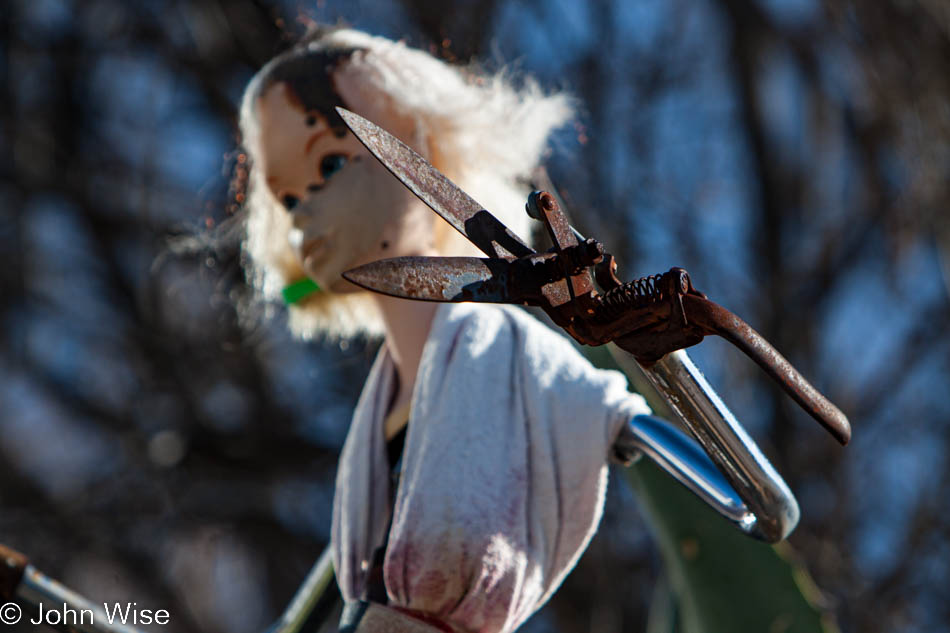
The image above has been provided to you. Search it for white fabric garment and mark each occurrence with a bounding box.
[332,302,650,633]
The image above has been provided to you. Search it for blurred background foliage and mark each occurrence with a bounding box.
[1,0,948,632]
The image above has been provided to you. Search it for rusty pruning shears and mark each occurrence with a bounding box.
[336,108,851,543]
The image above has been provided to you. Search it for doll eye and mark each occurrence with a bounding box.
[320,154,348,180]
[282,194,300,210]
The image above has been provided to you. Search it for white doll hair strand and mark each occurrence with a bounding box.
[239,28,573,339]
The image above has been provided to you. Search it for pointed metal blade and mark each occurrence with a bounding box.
[342,257,529,303]
[336,107,535,259]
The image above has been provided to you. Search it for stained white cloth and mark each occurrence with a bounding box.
[332,302,650,633]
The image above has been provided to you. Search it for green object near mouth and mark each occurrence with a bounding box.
[282,278,321,305]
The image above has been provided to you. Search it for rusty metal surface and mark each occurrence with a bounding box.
[344,256,516,303]
[529,191,597,313]
[337,107,533,259]
[343,248,604,305]
[336,107,857,543]
[337,109,851,446]
[340,105,851,524]
[684,295,852,445]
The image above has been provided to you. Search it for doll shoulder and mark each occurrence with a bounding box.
[432,301,584,364]
[428,302,649,413]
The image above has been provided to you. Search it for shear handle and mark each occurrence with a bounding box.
[613,415,757,534]
[683,295,852,446]
[639,349,801,542]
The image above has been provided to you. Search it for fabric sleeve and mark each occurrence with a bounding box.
[382,303,649,633]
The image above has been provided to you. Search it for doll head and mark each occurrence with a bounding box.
[239,27,572,338]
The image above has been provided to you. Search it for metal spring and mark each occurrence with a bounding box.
[594,271,669,321]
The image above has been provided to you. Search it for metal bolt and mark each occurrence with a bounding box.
[525,191,544,220]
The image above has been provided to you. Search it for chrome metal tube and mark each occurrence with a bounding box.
[641,350,799,542]
[614,414,756,533]
[266,546,335,633]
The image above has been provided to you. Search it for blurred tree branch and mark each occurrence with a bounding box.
[2,1,948,632]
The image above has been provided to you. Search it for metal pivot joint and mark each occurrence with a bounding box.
[336,108,852,543]
[522,191,850,447]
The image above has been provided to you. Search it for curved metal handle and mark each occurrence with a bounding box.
[614,415,759,534]
[644,350,799,542]
[684,295,851,445]
[612,349,800,542]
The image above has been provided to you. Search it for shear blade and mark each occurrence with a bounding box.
[343,256,524,303]
[336,107,535,259]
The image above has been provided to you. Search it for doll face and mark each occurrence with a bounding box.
[255,82,434,292]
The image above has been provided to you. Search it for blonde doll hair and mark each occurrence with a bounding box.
[239,28,573,339]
